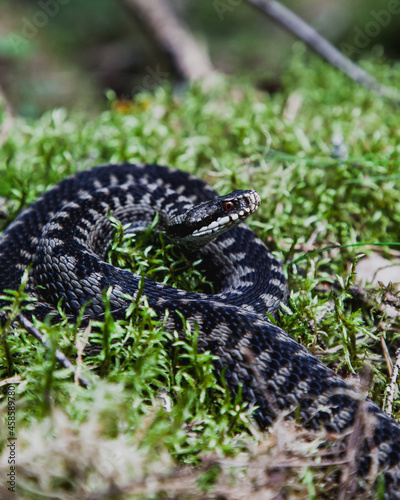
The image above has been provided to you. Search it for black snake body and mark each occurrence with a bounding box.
[1,163,400,497]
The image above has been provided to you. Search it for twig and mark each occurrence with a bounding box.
[0,375,22,387]
[119,0,214,81]
[74,323,92,388]
[17,314,91,388]
[0,83,15,147]
[338,367,374,500]
[386,348,400,416]
[245,0,400,102]
[381,335,394,376]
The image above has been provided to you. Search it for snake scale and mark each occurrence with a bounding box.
[1,163,400,497]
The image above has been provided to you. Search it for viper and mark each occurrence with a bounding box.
[1,163,400,497]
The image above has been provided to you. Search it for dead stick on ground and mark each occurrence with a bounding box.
[245,0,400,102]
[386,348,400,416]
[17,313,91,388]
[120,0,214,81]
[0,84,15,147]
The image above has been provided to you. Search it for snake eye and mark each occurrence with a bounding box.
[223,201,235,212]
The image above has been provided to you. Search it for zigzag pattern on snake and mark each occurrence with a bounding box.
[1,163,400,498]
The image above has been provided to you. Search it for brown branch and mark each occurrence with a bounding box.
[0,83,15,147]
[338,367,375,499]
[245,0,400,103]
[17,314,91,388]
[119,0,214,81]
[386,348,400,416]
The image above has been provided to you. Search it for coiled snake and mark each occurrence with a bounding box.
[1,163,400,497]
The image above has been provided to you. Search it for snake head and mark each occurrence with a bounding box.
[166,189,261,249]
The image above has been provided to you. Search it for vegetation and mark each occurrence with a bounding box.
[1,50,400,498]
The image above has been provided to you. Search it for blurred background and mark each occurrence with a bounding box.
[1,0,399,117]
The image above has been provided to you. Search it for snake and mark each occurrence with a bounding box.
[1,163,400,497]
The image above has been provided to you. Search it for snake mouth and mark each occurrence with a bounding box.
[191,209,251,237]
[166,189,261,249]
[191,190,261,238]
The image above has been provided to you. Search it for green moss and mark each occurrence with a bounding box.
[1,50,400,497]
